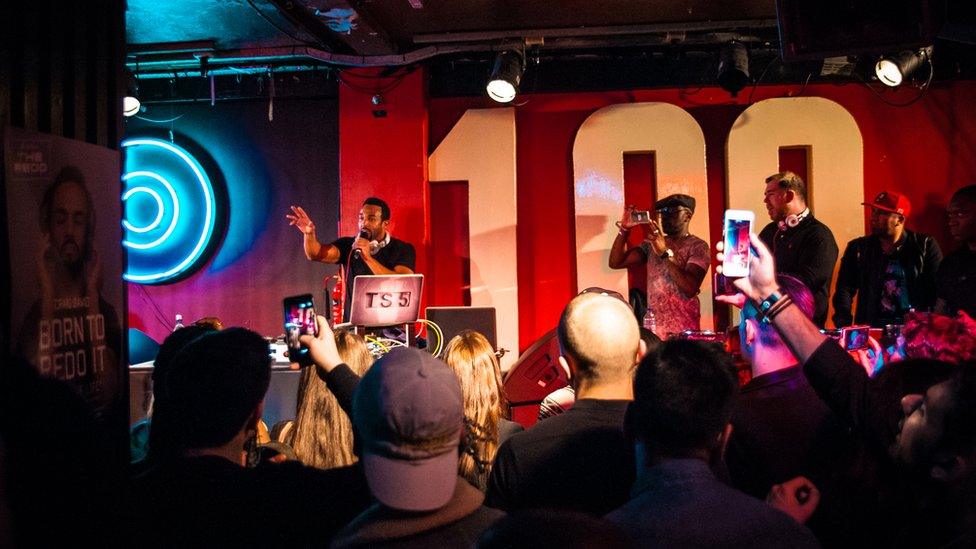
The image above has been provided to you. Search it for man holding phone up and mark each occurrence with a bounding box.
[287,197,416,322]
[609,194,710,337]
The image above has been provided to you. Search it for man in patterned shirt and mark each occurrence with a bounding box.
[609,194,710,338]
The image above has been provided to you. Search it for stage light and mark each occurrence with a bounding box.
[875,46,933,87]
[123,95,141,117]
[486,51,524,103]
[717,41,750,97]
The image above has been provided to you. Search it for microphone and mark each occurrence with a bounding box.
[352,228,371,260]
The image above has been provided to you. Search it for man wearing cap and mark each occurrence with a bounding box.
[833,191,942,327]
[331,346,504,548]
[610,194,710,337]
[759,171,838,327]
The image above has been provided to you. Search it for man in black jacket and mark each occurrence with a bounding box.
[833,191,942,327]
[758,171,838,327]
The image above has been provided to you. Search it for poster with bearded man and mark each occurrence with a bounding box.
[5,127,124,420]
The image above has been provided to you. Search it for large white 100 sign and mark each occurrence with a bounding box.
[431,97,864,359]
[573,102,713,329]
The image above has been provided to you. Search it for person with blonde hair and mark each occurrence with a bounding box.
[287,329,374,469]
[443,330,522,491]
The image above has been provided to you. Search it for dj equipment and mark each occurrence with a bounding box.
[425,306,498,351]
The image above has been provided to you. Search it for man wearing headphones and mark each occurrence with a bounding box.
[287,197,416,322]
[758,172,838,327]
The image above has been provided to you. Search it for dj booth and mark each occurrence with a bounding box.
[129,274,506,428]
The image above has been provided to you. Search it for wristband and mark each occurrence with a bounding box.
[763,296,793,323]
[756,290,783,323]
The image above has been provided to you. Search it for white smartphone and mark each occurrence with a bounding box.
[722,209,755,278]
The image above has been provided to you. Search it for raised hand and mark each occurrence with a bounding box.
[352,235,372,259]
[618,205,638,230]
[716,233,778,303]
[645,218,668,256]
[299,315,343,374]
[851,335,885,378]
[286,205,315,235]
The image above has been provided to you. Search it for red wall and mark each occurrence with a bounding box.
[342,79,976,353]
[338,68,430,273]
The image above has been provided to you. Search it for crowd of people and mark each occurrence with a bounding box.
[2,181,974,548]
[111,244,974,547]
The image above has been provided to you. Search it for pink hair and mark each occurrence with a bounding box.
[901,311,976,363]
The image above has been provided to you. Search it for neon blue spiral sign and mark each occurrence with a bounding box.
[121,137,223,283]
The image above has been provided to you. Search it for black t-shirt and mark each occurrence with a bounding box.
[759,215,839,327]
[485,399,633,515]
[936,247,976,317]
[331,235,416,322]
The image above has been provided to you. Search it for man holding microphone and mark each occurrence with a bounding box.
[287,197,416,322]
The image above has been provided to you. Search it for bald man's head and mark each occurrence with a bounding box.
[557,293,641,386]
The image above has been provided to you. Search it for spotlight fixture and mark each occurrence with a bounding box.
[123,96,141,117]
[717,41,750,97]
[123,69,141,117]
[875,45,933,87]
[486,51,524,103]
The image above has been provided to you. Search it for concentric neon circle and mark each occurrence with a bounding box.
[121,137,221,284]
[122,185,166,234]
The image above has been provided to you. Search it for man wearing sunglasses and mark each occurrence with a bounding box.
[610,194,710,338]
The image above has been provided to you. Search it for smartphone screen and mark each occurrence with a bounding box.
[631,210,651,224]
[283,294,317,362]
[842,326,870,351]
[722,209,754,278]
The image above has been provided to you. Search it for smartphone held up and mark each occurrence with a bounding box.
[841,325,871,351]
[630,209,652,224]
[722,209,754,279]
[283,294,318,365]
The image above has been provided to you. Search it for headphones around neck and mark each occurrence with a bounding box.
[777,208,810,230]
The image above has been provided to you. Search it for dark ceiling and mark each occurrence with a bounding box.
[125,0,976,102]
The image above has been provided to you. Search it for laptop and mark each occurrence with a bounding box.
[346,274,424,327]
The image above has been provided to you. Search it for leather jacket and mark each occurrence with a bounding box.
[832,229,942,327]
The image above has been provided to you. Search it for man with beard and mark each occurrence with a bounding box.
[833,191,942,327]
[937,185,976,318]
[720,232,976,547]
[287,197,416,322]
[609,194,710,337]
[758,171,838,327]
[16,166,121,415]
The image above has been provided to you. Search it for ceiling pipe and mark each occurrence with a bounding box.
[127,25,779,76]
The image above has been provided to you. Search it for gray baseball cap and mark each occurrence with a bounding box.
[352,347,464,511]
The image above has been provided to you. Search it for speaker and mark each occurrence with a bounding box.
[501,329,568,427]
[425,306,497,352]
